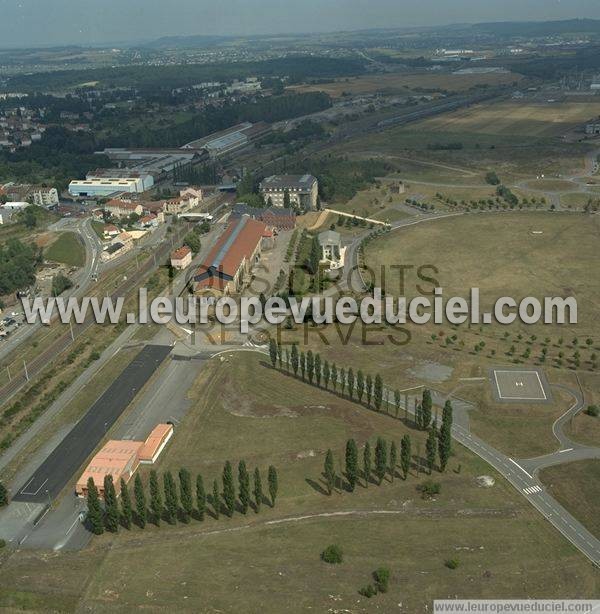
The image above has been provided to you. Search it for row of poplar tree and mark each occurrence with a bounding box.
[322,415,453,497]
[86,462,279,535]
[269,340,455,472]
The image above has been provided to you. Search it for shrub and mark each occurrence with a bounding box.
[358,584,377,598]
[585,405,599,417]
[419,480,441,499]
[321,544,343,564]
[373,567,390,593]
[90,351,101,361]
[445,558,460,569]
[0,538,5,549]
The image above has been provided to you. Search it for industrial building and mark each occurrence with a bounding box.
[585,119,600,135]
[97,148,206,180]
[259,174,319,211]
[68,175,153,198]
[193,215,272,294]
[76,424,173,497]
[182,122,271,158]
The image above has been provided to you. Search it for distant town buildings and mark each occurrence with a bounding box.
[104,199,143,218]
[585,118,600,135]
[1,184,58,208]
[259,174,319,211]
[0,106,47,150]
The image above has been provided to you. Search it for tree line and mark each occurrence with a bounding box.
[269,339,454,473]
[0,238,41,296]
[85,462,279,535]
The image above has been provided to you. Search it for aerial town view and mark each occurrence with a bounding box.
[0,1,599,612]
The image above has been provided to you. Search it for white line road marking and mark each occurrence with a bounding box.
[20,477,48,496]
[558,448,573,453]
[66,516,80,535]
[508,458,534,479]
[523,485,542,495]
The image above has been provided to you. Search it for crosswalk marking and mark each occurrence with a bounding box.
[523,485,542,495]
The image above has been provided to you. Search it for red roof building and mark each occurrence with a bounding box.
[193,215,269,295]
[170,245,192,270]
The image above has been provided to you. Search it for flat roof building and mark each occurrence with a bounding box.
[183,122,271,158]
[69,175,153,198]
[76,424,173,497]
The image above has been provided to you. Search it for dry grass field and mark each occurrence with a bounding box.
[332,101,595,181]
[540,460,600,539]
[0,353,596,612]
[277,212,600,457]
[290,71,522,98]
[364,212,600,335]
[412,101,600,138]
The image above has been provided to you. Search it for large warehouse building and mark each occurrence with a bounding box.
[68,173,154,197]
[193,215,272,295]
[182,122,271,158]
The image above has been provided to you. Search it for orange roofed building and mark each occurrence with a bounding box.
[76,423,174,497]
[193,214,272,295]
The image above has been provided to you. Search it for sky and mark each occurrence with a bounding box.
[1,0,600,48]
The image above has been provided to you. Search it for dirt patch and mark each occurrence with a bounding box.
[408,360,454,383]
[34,232,54,248]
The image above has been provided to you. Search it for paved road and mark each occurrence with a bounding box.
[214,345,600,566]
[519,380,600,473]
[0,218,102,363]
[382,384,600,566]
[0,222,192,406]
[13,344,171,503]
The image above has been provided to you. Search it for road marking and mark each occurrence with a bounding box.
[508,458,534,479]
[66,516,80,535]
[523,485,542,495]
[20,477,48,496]
[558,448,573,453]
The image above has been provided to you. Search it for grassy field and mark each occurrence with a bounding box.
[411,101,600,139]
[44,231,86,267]
[522,179,578,192]
[0,352,596,612]
[274,212,600,457]
[566,371,600,447]
[290,71,522,97]
[364,212,600,336]
[334,101,594,181]
[540,460,600,539]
